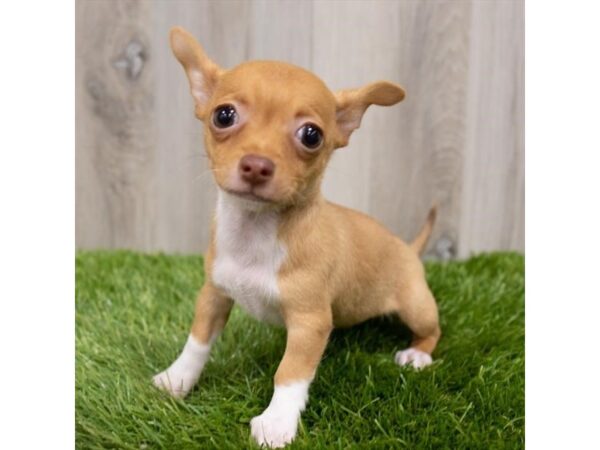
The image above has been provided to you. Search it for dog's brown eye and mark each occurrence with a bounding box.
[213,105,237,128]
[297,123,323,151]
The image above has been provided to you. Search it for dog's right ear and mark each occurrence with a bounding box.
[170,26,223,119]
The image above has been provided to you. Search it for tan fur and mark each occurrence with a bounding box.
[168,26,440,388]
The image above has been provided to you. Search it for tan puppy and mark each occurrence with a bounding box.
[153,26,440,448]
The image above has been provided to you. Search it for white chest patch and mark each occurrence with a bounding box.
[212,191,287,325]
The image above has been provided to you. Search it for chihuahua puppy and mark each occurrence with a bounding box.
[153,27,440,448]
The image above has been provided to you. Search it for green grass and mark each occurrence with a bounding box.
[76,251,524,449]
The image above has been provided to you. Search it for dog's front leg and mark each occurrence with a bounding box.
[153,281,232,398]
[251,310,332,448]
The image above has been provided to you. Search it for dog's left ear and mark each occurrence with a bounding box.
[334,81,405,147]
[170,26,224,119]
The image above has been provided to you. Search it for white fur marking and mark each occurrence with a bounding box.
[394,348,433,369]
[212,190,286,325]
[153,334,212,398]
[250,380,310,448]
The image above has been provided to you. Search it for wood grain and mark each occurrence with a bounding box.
[458,0,525,257]
[76,0,157,250]
[75,0,525,258]
[366,0,472,259]
[247,0,313,66]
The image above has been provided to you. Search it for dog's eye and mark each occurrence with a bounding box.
[213,105,237,128]
[296,123,323,151]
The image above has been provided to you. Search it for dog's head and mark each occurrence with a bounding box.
[170,27,405,209]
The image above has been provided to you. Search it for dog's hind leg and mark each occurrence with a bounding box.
[393,280,441,369]
[153,282,232,398]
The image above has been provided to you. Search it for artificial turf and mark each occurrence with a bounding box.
[76,251,524,449]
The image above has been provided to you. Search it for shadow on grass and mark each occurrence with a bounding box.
[327,315,413,356]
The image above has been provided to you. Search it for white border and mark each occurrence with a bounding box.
[0,1,74,449]
[527,0,600,448]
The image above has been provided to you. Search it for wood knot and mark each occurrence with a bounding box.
[113,39,146,81]
[434,236,456,260]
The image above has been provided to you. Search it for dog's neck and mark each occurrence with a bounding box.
[215,189,283,256]
[213,189,287,325]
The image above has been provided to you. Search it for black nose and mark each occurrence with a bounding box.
[239,154,275,185]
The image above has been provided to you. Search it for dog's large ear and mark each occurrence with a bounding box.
[170,26,224,118]
[334,81,405,147]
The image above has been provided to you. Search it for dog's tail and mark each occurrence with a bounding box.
[410,205,437,255]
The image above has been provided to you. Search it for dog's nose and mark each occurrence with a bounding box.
[238,154,275,185]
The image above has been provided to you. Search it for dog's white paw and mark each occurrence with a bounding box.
[250,409,299,448]
[152,335,212,398]
[152,368,199,399]
[394,348,433,369]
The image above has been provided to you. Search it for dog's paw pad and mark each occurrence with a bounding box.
[152,370,195,399]
[250,411,298,448]
[394,348,433,369]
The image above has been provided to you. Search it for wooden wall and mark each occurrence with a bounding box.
[76,0,524,259]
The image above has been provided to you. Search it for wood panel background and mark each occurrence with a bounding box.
[76,0,524,259]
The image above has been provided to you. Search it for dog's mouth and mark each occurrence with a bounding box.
[223,188,273,203]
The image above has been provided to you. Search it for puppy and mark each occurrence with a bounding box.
[153,26,440,448]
